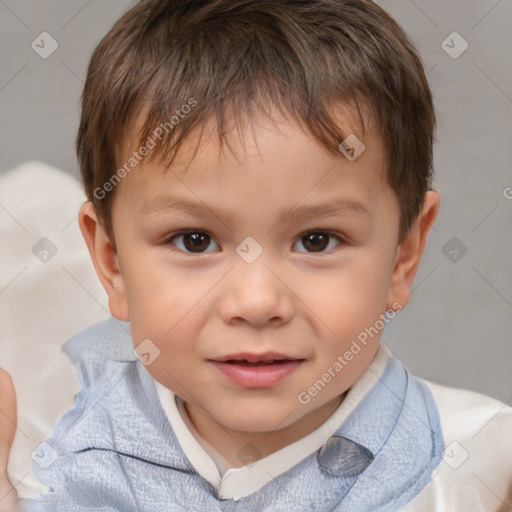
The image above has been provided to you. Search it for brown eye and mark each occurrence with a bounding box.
[183,232,210,252]
[168,231,219,253]
[295,231,343,253]
[302,232,329,252]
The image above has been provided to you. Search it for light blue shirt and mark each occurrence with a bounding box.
[152,342,391,500]
[21,316,444,511]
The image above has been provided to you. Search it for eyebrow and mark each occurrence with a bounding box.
[141,195,371,224]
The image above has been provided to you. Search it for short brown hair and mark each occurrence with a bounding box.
[77,0,436,243]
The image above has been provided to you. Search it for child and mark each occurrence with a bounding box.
[2,0,512,510]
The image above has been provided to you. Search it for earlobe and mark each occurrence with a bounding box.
[386,191,440,311]
[78,202,130,321]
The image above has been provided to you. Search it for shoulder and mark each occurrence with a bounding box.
[44,317,148,450]
[57,316,137,397]
[424,380,512,444]
[425,379,512,415]
[403,380,512,512]
[63,316,135,363]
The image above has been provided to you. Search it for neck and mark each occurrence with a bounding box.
[184,393,346,468]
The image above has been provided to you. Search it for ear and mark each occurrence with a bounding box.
[78,202,129,321]
[386,190,440,311]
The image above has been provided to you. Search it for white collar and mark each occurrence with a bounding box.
[154,344,389,500]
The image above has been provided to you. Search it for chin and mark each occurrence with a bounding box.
[225,418,285,433]
[216,407,297,433]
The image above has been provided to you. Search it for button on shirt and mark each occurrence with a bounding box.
[154,344,390,501]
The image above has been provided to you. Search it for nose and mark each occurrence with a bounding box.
[218,252,295,328]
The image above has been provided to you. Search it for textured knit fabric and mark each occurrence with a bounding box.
[20,316,444,512]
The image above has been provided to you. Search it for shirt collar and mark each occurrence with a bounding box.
[154,344,391,500]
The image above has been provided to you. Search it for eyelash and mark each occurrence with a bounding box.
[164,229,347,255]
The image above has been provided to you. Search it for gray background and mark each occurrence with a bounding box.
[1,0,511,402]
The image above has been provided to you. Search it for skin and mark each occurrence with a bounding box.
[0,369,18,512]
[0,110,440,507]
[79,110,439,466]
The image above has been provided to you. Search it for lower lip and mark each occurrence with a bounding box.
[210,360,303,388]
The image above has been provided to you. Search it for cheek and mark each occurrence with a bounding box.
[305,254,394,360]
[129,300,210,372]
[121,250,182,310]
[121,263,192,349]
[316,256,391,316]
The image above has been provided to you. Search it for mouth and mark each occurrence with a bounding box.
[221,359,298,366]
[210,351,302,364]
[208,352,304,388]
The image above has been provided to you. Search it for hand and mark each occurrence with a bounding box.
[0,368,18,512]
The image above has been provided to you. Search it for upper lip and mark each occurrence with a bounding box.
[210,351,303,363]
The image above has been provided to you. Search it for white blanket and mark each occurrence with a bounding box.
[0,161,109,497]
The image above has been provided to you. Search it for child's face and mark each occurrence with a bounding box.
[84,109,433,448]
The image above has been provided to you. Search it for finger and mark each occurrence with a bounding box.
[0,368,17,469]
[0,368,18,512]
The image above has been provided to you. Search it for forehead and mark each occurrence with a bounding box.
[114,107,391,221]
[121,97,382,168]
